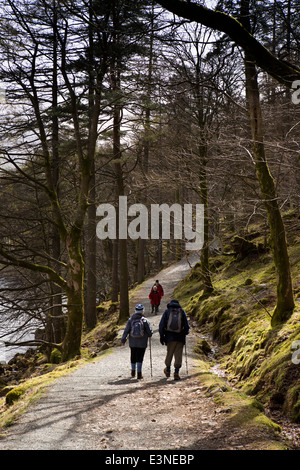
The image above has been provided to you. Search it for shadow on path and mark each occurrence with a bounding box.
[0,254,201,450]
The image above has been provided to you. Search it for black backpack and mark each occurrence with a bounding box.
[130,317,145,338]
[165,307,184,333]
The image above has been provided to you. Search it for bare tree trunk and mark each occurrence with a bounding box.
[112,74,129,322]
[114,160,129,322]
[85,2,97,330]
[137,239,145,283]
[111,0,129,322]
[49,1,64,343]
[137,3,155,283]
[111,238,119,302]
[86,163,97,329]
[198,149,213,295]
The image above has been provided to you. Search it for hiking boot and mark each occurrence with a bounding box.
[174,372,180,380]
[131,369,136,378]
[137,372,143,380]
[164,368,170,378]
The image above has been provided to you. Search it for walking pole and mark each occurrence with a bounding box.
[185,340,188,375]
[149,337,153,377]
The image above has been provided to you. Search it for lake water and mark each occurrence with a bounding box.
[0,313,39,363]
[0,277,43,363]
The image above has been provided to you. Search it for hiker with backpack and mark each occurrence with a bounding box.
[159,299,190,380]
[121,304,153,379]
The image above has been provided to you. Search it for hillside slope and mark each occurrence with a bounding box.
[174,213,300,426]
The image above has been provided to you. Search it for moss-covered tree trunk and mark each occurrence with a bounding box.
[61,231,85,361]
[240,0,294,326]
[245,57,295,326]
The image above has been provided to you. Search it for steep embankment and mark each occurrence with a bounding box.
[174,213,300,437]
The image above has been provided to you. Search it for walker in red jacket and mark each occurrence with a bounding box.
[149,286,161,314]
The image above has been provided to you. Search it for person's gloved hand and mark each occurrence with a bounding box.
[160,338,165,345]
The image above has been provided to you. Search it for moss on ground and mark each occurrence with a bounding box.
[175,218,300,425]
[194,358,285,449]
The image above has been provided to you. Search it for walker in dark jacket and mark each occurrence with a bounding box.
[121,304,153,379]
[159,299,189,380]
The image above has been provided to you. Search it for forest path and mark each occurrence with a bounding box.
[0,254,285,450]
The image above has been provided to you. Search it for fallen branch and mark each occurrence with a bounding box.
[4,339,62,351]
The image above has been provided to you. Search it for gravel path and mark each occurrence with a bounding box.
[0,254,285,451]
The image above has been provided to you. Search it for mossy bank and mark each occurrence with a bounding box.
[174,213,300,425]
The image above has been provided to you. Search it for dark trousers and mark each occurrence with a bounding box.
[130,347,146,368]
[165,341,184,371]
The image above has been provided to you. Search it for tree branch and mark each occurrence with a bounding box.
[156,0,300,87]
[0,246,68,291]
